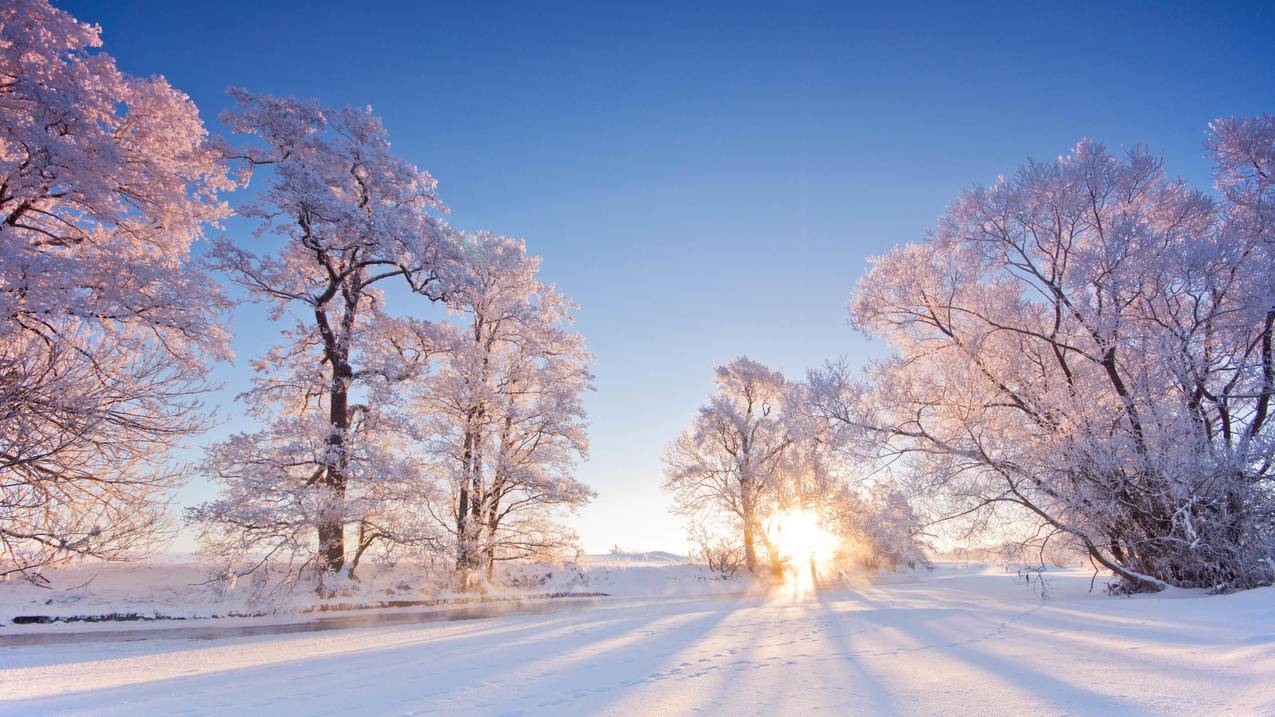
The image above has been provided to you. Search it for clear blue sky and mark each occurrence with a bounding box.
[62,0,1274,554]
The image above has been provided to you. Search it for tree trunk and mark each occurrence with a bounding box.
[762,530,784,578]
[455,413,487,590]
[345,522,376,582]
[456,426,477,587]
[741,485,759,575]
[318,377,348,577]
[312,283,359,584]
[484,489,501,581]
[484,418,513,582]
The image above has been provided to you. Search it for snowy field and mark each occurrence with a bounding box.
[2,563,1272,716]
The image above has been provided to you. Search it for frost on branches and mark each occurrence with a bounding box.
[189,90,458,594]
[0,0,233,580]
[665,358,929,580]
[663,358,798,577]
[812,117,1275,592]
[414,233,594,590]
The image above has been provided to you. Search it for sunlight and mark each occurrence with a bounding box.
[772,509,840,599]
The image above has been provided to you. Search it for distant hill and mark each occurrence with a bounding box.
[586,550,687,564]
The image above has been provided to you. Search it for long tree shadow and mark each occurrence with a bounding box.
[510,596,753,714]
[1011,608,1226,650]
[1,607,604,694]
[1,596,751,717]
[652,598,776,713]
[867,602,1157,714]
[812,589,902,714]
[717,600,872,716]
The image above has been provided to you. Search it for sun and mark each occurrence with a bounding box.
[771,508,839,597]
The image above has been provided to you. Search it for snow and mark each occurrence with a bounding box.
[0,553,748,634]
[2,562,1272,716]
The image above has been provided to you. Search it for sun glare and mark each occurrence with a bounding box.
[772,509,839,599]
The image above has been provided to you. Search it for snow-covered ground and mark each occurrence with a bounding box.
[1,562,1272,716]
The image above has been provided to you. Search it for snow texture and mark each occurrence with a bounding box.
[2,562,1272,716]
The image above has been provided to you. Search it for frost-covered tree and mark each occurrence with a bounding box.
[663,358,798,576]
[811,118,1275,592]
[416,233,593,588]
[189,315,442,591]
[0,0,233,579]
[764,389,930,575]
[191,90,457,590]
[837,485,929,571]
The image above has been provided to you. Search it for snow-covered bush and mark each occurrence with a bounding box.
[687,524,744,578]
[847,485,929,571]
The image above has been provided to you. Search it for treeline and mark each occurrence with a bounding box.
[1,0,592,594]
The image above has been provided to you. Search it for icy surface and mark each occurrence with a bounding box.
[1,563,1272,716]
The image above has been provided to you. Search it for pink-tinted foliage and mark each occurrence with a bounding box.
[416,232,593,589]
[0,0,234,580]
[812,119,1275,591]
[192,89,460,593]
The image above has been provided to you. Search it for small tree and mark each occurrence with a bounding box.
[664,358,797,577]
[848,485,929,570]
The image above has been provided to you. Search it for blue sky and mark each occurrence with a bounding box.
[62,0,1274,553]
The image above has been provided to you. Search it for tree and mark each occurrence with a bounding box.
[812,119,1275,592]
[189,314,443,593]
[663,357,797,577]
[0,0,233,580]
[841,484,929,571]
[191,89,457,590]
[416,232,593,589]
